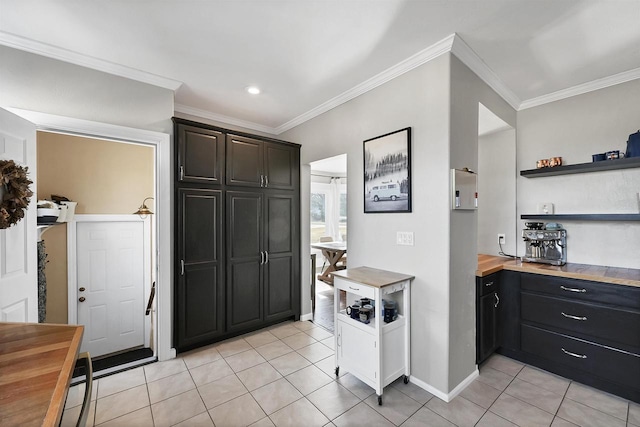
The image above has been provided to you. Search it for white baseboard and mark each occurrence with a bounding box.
[409,368,479,402]
[300,313,313,322]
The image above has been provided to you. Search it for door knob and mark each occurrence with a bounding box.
[79,297,86,302]
[79,287,85,292]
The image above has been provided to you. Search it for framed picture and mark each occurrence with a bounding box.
[363,127,411,213]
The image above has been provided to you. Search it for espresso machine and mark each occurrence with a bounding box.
[522,222,567,265]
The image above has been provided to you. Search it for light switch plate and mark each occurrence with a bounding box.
[397,231,414,246]
[537,202,554,214]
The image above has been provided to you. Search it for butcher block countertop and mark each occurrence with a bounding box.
[332,266,414,288]
[0,322,83,427]
[477,254,640,288]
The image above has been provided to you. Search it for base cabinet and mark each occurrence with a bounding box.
[333,267,413,404]
[491,270,640,403]
[476,273,501,364]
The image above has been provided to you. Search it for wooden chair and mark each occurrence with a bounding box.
[319,236,347,269]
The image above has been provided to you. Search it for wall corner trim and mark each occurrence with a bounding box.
[409,368,479,403]
[0,31,183,91]
[519,66,640,110]
[450,35,521,110]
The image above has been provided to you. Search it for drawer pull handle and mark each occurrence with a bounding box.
[348,286,360,291]
[561,312,587,321]
[560,285,587,293]
[485,281,494,287]
[562,348,587,359]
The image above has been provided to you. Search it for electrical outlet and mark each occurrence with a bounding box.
[397,231,414,246]
[537,202,554,214]
[497,233,505,245]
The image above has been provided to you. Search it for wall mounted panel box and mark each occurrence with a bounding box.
[332,267,414,405]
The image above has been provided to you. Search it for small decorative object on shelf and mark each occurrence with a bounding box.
[0,159,34,229]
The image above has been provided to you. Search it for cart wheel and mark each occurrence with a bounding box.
[378,395,382,406]
[335,367,340,377]
[403,375,409,384]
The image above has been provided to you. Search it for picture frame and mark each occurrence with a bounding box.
[363,127,411,213]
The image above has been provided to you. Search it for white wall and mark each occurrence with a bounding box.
[478,128,517,256]
[282,54,452,393]
[448,56,516,389]
[0,46,174,132]
[517,79,640,268]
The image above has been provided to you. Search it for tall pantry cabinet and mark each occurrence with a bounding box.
[173,118,301,352]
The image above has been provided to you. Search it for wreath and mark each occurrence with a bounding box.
[0,159,34,229]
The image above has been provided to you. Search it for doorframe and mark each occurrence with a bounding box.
[7,108,175,361]
[68,215,151,350]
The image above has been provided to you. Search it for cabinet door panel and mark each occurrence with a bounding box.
[338,321,376,383]
[178,124,224,184]
[227,191,263,331]
[265,256,293,320]
[228,261,263,330]
[264,142,298,190]
[226,134,263,187]
[478,292,499,363]
[264,194,297,321]
[176,189,223,350]
[499,270,521,351]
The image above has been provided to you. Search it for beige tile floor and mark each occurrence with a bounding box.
[62,320,640,427]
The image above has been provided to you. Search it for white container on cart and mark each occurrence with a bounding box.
[332,266,413,405]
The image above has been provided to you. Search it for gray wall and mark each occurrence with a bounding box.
[0,46,174,132]
[517,79,640,268]
[478,128,517,256]
[448,56,516,388]
[282,54,452,392]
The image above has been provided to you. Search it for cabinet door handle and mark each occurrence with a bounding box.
[180,165,184,180]
[561,312,587,321]
[560,285,587,293]
[264,175,268,187]
[485,281,494,287]
[265,251,269,264]
[494,293,500,308]
[260,251,264,265]
[260,175,264,187]
[180,259,185,276]
[561,348,587,359]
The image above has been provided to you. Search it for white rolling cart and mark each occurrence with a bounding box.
[332,266,413,405]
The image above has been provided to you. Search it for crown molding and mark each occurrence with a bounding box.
[274,34,456,134]
[450,34,521,110]
[174,104,278,135]
[519,67,640,110]
[0,31,182,91]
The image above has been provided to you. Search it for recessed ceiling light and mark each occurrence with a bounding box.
[246,86,261,95]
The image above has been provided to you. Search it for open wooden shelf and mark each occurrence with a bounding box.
[521,214,640,221]
[520,156,640,178]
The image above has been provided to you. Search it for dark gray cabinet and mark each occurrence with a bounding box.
[495,271,640,402]
[227,134,298,190]
[175,188,224,349]
[177,124,224,184]
[476,273,501,364]
[226,191,264,332]
[173,118,300,353]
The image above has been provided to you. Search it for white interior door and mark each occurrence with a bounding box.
[0,108,37,322]
[76,220,146,356]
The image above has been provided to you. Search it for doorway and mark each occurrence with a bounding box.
[37,131,157,370]
[309,154,347,332]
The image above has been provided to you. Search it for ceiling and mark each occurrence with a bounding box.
[1,1,639,135]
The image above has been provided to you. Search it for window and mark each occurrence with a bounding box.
[310,180,347,243]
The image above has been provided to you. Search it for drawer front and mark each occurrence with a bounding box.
[334,277,375,300]
[522,324,640,390]
[521,273,640,309]
[521,292,640,349]
[477,273,499,297]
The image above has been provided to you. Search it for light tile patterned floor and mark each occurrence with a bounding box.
[62,321,640,427]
